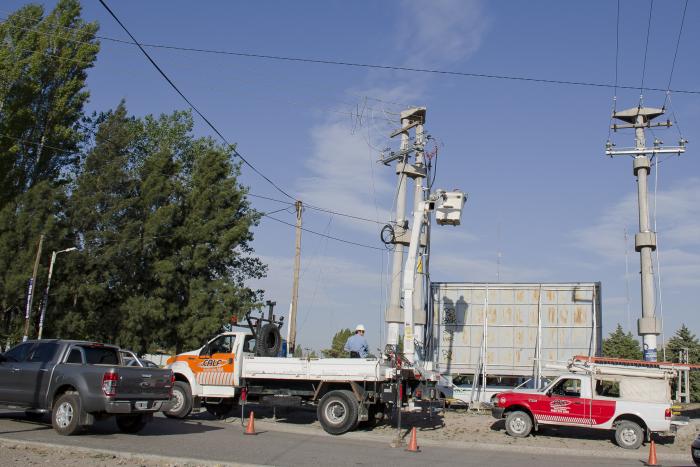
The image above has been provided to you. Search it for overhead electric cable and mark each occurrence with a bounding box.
[246,193,388,225]
[3,13,700,96]
[639,0,654,104]
[96,0,295,201]
[662,0,689,109]
[260,214,384,251]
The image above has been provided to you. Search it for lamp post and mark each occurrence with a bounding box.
[37,247,77,339]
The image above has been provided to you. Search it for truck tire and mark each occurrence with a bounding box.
[164,381,193,419]
[317,390,359,435]
[614,420,644,449]
[116,414,148,434]
[255,323,282,357]
[505,410,533,438]
[52,392,83,436]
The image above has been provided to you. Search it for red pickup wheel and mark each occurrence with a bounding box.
[614,420,644,449]
[505,410,533,438]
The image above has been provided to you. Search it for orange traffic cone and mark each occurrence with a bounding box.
[646,439,658,466]
[405,427,420,452]
[244,411,257,435]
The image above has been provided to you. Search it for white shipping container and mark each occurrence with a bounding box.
[429,282,602,377]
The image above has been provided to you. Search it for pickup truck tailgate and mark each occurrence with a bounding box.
[115,367,173,400]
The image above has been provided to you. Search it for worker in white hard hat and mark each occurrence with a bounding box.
[344,324,369,358]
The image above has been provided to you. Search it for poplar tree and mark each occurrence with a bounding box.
[0,0,98,343]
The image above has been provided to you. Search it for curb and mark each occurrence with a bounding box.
[232,418,693,463]
[0,437,270,467]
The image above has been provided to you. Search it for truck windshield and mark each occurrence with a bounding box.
[80,346,119,365]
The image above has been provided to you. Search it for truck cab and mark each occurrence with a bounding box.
[165,331,255,418]
[492,371,677,449]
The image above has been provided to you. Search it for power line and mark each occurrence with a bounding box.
[3,12,700,96]
[662,0,689,109]
[259,213,385,251]
[96,0,296,201]
[639,0,654,102]
[246,193,388,225]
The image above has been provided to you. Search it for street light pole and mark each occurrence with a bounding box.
[37,247,77,339]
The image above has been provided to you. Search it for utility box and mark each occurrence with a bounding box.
[428,282,602,378]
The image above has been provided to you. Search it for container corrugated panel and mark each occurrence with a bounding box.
[429,282,602,376]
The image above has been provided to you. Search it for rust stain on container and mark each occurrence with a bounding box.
[504,307,513,323]
[515,330,524,346]
[515,290,525,303]
[559,309,568,325]
[546,290,555,302]
[574,306,586,324]
[487,307,497,323]
[548,306,556,324]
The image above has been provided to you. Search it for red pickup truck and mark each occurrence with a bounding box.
[492,371,683,449]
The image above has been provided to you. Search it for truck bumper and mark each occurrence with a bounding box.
[104,399,173,414]
[491,406,505,419]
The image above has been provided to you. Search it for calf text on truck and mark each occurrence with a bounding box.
[164,188,465,434]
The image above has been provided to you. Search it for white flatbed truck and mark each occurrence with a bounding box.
[164,329,433,434]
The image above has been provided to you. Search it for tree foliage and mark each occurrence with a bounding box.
[0,0,97,345]
[51,105,266,353]
[0,0,98,207]
[322,328,353,358]
[664,324,700,402]
[602,324,643,360]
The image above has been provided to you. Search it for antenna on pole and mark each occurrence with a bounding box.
[606,106,687,362]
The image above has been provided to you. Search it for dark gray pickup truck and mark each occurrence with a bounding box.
[0,339,174,435]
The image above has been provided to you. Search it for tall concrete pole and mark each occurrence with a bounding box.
[411,120,427,353]
[608,106,686,361]
[23,234,44,342]
[633,115,658,361]
[288,200,302,356]
[385,123,410,348]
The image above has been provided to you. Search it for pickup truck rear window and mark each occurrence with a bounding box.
[80,346,119,365]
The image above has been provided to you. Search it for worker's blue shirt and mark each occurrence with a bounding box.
[344,334,369,357]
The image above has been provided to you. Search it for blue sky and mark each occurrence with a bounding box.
[5,1,699,353]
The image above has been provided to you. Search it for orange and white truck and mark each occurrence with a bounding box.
[164,321,436,435]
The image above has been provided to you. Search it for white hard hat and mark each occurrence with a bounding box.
[355,324,366,332]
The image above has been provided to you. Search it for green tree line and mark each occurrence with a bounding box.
[603,324,700,402]
[1,1,265,354]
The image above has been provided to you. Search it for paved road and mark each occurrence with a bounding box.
[0,410,689,466]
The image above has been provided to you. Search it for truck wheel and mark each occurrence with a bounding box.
[116,414,148,434]
[164,381,192,419]
[317,390,359,435]
[52,392,83,436]
[505,410,533,438]
[614,421,644,449]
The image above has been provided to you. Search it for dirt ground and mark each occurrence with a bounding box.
[230,402,700,456]
[0,440,171,467]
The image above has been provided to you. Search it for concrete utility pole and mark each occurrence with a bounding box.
[607,106,687,361]
[383,107,427,349]
[411,117,427,353]
[38,247,77,339]
[23,234,44,342]
[288,200,303,356]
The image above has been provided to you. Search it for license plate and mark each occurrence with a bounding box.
[135,401,149,410]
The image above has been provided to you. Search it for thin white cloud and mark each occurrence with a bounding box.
[397,0,488,67]
[573,178,700,288]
